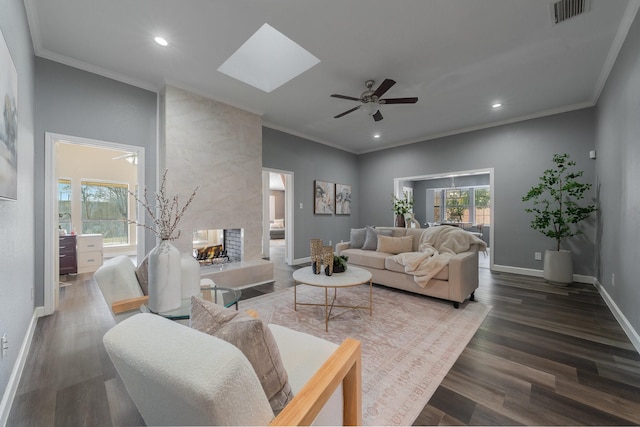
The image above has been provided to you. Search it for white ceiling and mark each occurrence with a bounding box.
[25,0,639,154]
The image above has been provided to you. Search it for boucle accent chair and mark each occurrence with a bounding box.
[103,313,362,426]
[94,255,148,322]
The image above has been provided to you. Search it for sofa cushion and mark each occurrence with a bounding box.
[190,296,293,413]
[340,248,389,270]
[349,227,367,249]
[385,256,450,280]
[375,227,407,237]
[376,235,413,255]
[362,227,393,251]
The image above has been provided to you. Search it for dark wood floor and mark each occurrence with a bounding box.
[8,244,640,426]
[415,268,640,426]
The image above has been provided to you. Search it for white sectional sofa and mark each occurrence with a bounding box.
[336,226,485,308]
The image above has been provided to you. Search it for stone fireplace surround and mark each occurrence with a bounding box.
[161,85,273,289]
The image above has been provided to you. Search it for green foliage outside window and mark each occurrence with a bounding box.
[81,181,129,245]
[445,189,469,222]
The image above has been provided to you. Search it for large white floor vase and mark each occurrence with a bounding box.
[543,249,573,285]
[148,239,182,312]
[180,253,201,298]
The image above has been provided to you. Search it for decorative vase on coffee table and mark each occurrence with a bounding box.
[148,239,182,312]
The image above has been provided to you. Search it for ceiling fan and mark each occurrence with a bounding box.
[331,79,418,122]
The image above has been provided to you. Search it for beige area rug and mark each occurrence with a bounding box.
[238,284,491,426]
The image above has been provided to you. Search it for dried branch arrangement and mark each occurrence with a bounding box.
[129,169,199,240]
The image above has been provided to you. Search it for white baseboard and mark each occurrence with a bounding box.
[292,256,311,266]
[594,281,640,354]
[0,306,44,427]
[491,264,594,284]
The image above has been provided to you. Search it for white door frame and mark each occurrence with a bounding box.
[394,167,494,270]
[262,168,294,265]
[44,132,146,315]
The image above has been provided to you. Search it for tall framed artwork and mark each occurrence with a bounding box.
[335,183,351,215]
[314,180,334,214]
[0,28,18,200]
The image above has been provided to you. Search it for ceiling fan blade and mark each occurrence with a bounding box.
[372,79,396,98]
[334,106,361,118]
[372,110,383,122]
[330,94,361,102]
[380,97,418,104]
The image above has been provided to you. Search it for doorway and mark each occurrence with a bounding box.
[44,133,146,315]
[262,169,294,266]
[394,167,494,270]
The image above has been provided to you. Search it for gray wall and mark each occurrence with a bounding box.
[270,190,285,220]
[0,0,35,407]
[594,11,640,334]
[262,127,359,260]
[358,108,597,275]
[34,58,158,304]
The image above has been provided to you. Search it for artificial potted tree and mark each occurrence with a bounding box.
[392,191,414,228]
[522,153,596,285]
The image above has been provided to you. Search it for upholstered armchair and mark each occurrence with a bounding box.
[103,313,362,426]
[94,255,149,322]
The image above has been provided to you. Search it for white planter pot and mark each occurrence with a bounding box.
[148,240,182,312]
[181,253,201,299]
[543,249,573,285]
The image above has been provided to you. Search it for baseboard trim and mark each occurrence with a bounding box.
[491,264,594,284]
[292,256,311,266]
[594,280,640,354]
[0,306,44,427]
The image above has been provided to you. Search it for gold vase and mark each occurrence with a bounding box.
[322,246,334,276]
[310,239,323,274]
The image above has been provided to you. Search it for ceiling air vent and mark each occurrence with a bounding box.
[551,0,590,24]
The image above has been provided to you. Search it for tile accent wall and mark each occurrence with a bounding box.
[162,86,263,261]
[224,228,243,262]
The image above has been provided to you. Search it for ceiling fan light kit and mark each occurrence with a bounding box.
[331,78,418,122]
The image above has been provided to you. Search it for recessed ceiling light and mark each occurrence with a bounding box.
[218,23,320,93]
[154,36,168,47]
[492,102,502,109]
[373,133,381,139]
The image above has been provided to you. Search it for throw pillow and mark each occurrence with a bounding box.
[349,227,367,249]
[377,235,413,255]
[362,227,393,251]
[273,218,284,228]
[134,255,149,296]
[190,296,293,413]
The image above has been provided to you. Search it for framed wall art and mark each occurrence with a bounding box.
[0,28,18,201]
[335,183,351,215]
[314,180,334,214]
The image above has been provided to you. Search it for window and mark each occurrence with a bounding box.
[474,187,491,225]
[433,191,442,222]
[58,179,72,234]
[81,181,129,245]
[445,188,469,222]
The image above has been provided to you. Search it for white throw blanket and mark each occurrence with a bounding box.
[391,226,487,287]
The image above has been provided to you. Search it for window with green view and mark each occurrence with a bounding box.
[58,179,72,234]
[81,181,129,245]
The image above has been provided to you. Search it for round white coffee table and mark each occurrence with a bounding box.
[292,265,372,331]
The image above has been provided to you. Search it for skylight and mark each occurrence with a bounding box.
[217,23,320,93]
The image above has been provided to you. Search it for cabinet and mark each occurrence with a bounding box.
[77,234,104,274]
[59,235,77,275]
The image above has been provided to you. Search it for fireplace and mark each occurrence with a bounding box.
[193,228,243,265]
